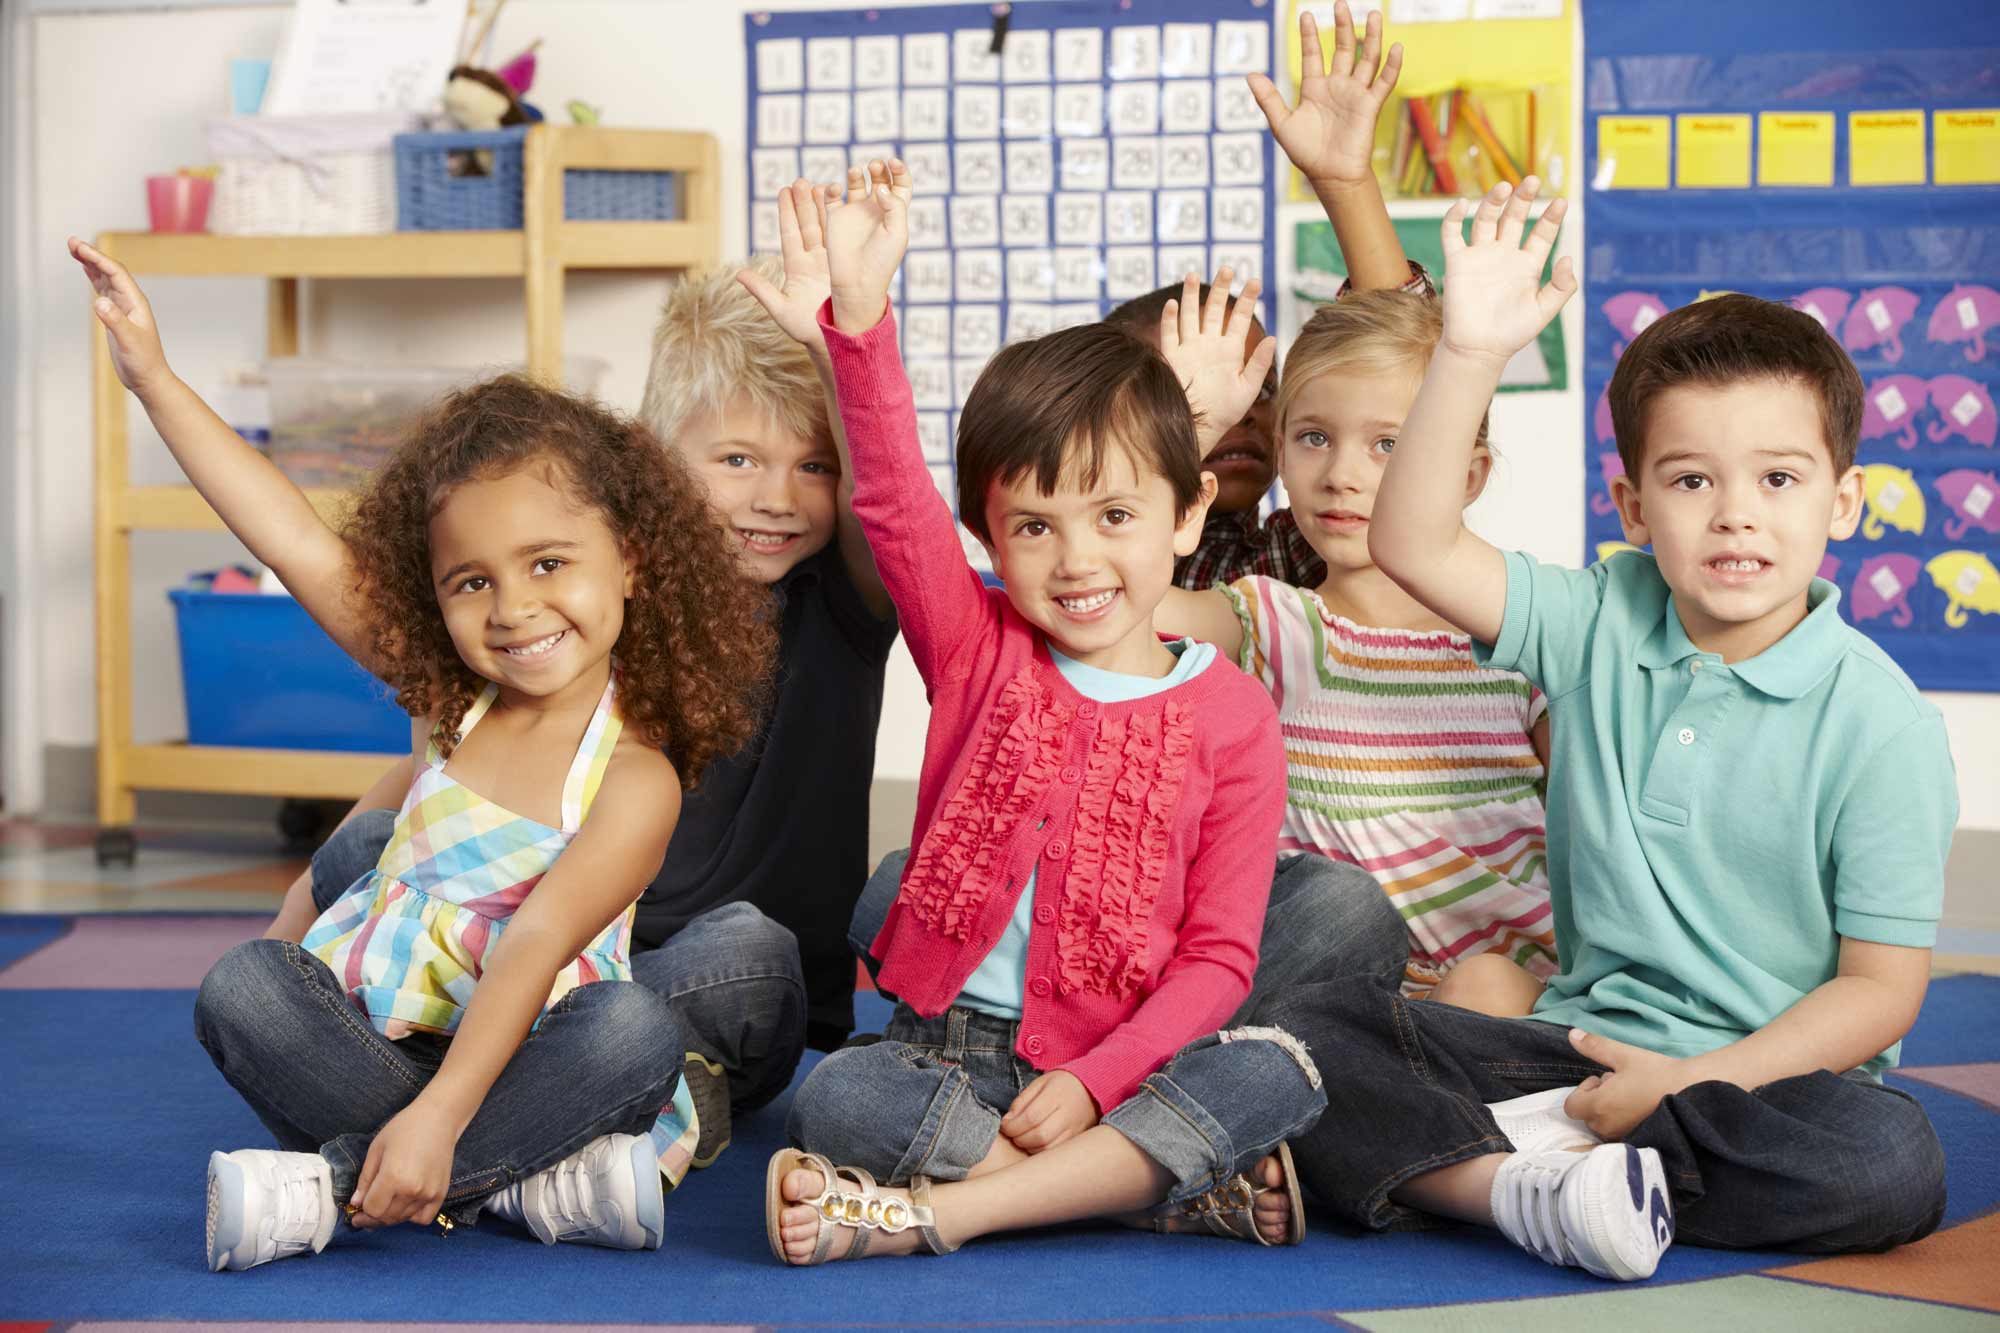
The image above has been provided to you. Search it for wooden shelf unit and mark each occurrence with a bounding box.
[91,125,721,838]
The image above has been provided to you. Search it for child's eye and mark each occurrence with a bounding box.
[1102,507,1133,526]
[1373,436,1397,455]
[801,461,838,476]
[1017,519,1049,538]
[1297,430,1329,449]
[722,454,752,469]
[1763,471,1798,489]
[1255,377,1277,404]
[458,576,489,594]
[533,557,564,575]
[1671,474,1710,492]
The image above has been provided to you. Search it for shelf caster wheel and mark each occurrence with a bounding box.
[95,827,137,867]
[277,800,325,854]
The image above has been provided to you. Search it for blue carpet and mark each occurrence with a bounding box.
[0,915,72,970]
[1,979,1996,1326]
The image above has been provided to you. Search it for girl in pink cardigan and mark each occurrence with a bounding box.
[741,167,1326,1265]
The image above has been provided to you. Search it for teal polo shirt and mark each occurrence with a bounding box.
[1475,550,1956,1076]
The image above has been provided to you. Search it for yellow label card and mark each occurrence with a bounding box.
[1850,110,1926,186]
[1595,115,1670,189]
[1936,109,2000,186]
[1677,114,1752,188]
[1758,112,1834,186]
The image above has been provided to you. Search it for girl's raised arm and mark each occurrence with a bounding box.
[71,237,380,672]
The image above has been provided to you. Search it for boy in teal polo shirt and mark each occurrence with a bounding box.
[1261,178,1957,1282]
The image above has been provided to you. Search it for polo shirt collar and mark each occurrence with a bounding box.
[1637,578,1848,699]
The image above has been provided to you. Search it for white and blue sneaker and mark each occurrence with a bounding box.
[205,1148,336,1272]
[1491,1143,1675,1281]
[483,1132,664,1250]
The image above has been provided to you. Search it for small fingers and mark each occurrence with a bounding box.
[1358,7,1382,81]
[1329,1,1354,77]
[1201,267,1236,334]
[1440,198,1470,255]
[887,155,914,198]
[1298,9,1326,81]
[845,165,869,206]
[1470,182,1511,244]
[1222,276,1261,341]
[1159,298,1181,351]
[1246,72,1288,128]
[1178,271,1202,342]
[1524,193,1568,261]
[1375,41,1404,98]
[1497,175,1540,246]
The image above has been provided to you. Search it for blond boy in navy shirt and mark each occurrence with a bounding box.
[1261,179,1957,1281]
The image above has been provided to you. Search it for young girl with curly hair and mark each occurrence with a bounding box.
[70,237,773,1272]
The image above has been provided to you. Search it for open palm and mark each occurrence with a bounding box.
[824,159,912,334]
[1248,1,1402,187]
[738,180,834,351]
[1440,178,1576,365]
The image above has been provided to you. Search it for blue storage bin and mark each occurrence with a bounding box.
[169,589,409,753]
[393,128,680,231]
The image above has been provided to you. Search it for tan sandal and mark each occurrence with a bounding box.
[1149,1141,1306,1246]
[763,1148,957,1265]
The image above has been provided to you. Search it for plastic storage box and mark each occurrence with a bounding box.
[169,589,409,753]
[393,127,680,231]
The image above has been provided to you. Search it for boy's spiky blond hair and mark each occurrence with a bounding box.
[639,256,830,452]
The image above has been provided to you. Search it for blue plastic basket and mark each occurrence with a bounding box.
[169,589,409,753]
[393,128,680,231]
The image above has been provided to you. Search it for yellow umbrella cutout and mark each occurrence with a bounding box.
[1927,552,2000,628]
[1861,464,1926,540]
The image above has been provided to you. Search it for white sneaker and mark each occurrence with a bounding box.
[205,1149,336,1272]
[483,1132,664,1250]
[1488,1087,1602,1154]
[1490,1143,1674,1281]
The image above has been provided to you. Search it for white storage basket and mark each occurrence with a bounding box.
[207,113,418,236]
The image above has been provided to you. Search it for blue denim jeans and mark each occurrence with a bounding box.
[788,1002,1326,1205]
[1255,977,1948,1253]
[850,848,1409,1025]
[193,939,681,1226]
[313,811,806,1111]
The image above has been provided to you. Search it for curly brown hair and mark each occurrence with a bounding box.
[341,374,775,788]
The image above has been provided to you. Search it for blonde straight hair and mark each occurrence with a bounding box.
[1277,290,1491,451]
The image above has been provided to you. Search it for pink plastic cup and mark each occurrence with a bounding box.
[147,175,213,233]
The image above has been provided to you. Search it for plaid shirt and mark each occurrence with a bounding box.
[1176,262,1436,593]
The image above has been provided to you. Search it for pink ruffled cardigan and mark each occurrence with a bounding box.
[823,305,1286,1112]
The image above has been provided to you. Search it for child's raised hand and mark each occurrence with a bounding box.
[737,179,835,353]
[824,158,911,336]
[69,236,172,398]
[1438,178,1575,367]
[1248,1,1403,189]
[999,1069,1100,1153]
[1159,269,1278,458]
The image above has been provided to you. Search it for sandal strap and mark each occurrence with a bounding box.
[907,1176,958,1255]
[797,1152,940,1258]
[1153,1174,1270,1246]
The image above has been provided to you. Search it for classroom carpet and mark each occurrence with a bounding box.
[2,912,1997,1331]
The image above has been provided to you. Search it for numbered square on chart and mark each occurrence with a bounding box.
[956,141,1004,194]
[955,304,1003,359]
[956,248,1005,301]
[1210,245,1265,289]
[1214,77,1265,131]
[1007,249,1056,301]
[1211,132,1264,185]
[1161,23,1212,77]
[1003,86,1055,139]
[1054,246,1102,300]
[854,89,899,141]
[903,88,949,141]
[855,34,899,87]
[1157,190,1208,243]
[1211,187,1265,241]
[752,148,799,199]
[954,358,988,409]
[1105,245,1159,299]
[1055,27,1104,81]
[1007,303,1056,343]
[905,251,954,303]
[1055,301,1103,329]
[1001,196,1050,247]
[905,308,953,360]
[1006,141,1057,194]
[1053,192,1104,245]
[1003,28,1052,82]
[799,147,846,186]
[1104,191,1154,244]
[1109,25,1162,80]
[907,196,949,249]
[954,85,1001,140]
[1112,139,1162,190]
[1162,81,1213,134]
[903,32,949,85]
[851,142,896,168]
[1161,135,1211,187]
[1213,20,1269,75]
[1109,83,1162,137]
[1055,84,1106,137]
[909,358,953,409]
[756,39,804,92]
[902,143,951,194]
[1157,245,1208,286]
[751,202,781,252]
[953,28,1000,81]
[1061,138,1112,192]
[807,37,853,89]
[950,195,1001,247]
[804,93,851,144]
[757,95,804,146]
[916,412,952,464]
[929,463,956,506]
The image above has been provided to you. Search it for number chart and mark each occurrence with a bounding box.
[745,1,1278,552]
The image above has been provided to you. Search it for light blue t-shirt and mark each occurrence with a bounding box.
[1475,549,1957,1076]
[954,637,1218,1020]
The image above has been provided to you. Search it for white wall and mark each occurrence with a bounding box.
[17,0,2000,826]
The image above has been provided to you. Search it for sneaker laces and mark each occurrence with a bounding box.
[541,1143,606,1232]
[1493,1152,1583,1269]
[268,1165,327,1247]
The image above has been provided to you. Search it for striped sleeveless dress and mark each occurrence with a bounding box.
[303,675,699,1185]
[1224,576,1558,996]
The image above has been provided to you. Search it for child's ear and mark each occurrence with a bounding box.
[1827,463,1864,542]
[1173,471,1221,558]
[622,542,640,598]
[1609,472,1650,548]
[1463,447,1494,507]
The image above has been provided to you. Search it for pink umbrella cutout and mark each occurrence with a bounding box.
[1936,469,2000,540]
[1851,553,1923,628]
[1927,284,2000,363]
[1927,376,1997,447]
[1593,387,1615,445]
[1602,292,1667,357]
[1842,286,1920,362]
[1591,452,1625,515]
[1860,375,1929,452]
[1791,287,1852,334]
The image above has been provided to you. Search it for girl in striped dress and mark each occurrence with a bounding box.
[74,238,773,1271]
[1162,290,1557,1009]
